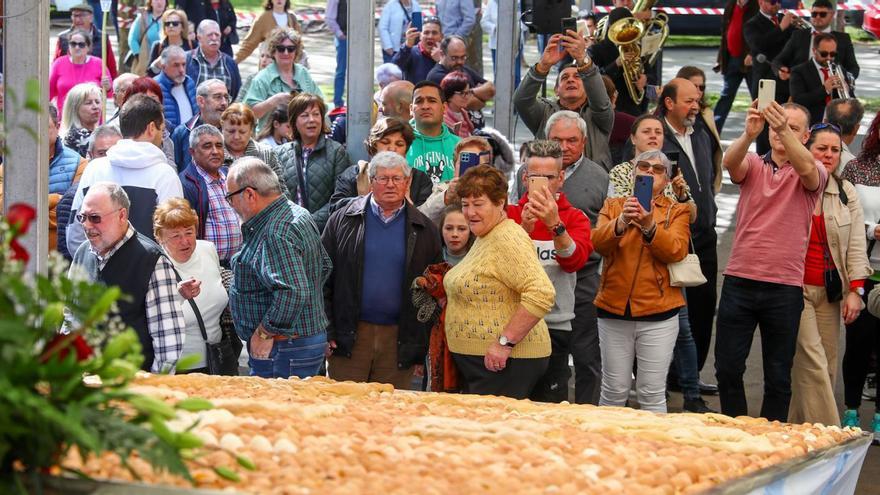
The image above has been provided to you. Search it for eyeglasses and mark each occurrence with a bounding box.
[372,175,407,185]
[69,41,88,49]
[818,50,837,58]
[76,208,121,224]
[164,21,182,27]
[275,45,297,54]
[811,11,830,18]
[636,161,668,174]
[447,55,467,62]
[454,89,473,97]
[224,186,252,203]
[208,93,231,102]
[810,122,842,134]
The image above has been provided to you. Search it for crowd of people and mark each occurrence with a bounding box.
[4,0,880,442]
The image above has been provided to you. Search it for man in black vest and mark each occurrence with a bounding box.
[658,79,721,391]
[70,182,185,373]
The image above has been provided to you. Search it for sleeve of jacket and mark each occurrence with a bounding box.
[513,66,551,136]
[789,67,826,111]
[329,165,359,213]
[416,183,449,225]
[105,38,118,79]
[325,0,344,39]
[235,12,270,64]
[771,34,797,72]
[869,284,880,319]
[841,36,859,79]
[591,199,625,257]
[581,65,614,135]
[391,44,413,71]
[645,204,690,264]
[128,13,144,54]
[454,0,476,37]
[744,18,780,57]
[228,57,242,101]
[842,180,873,282]
[225,4,238,45]
[320,211,339,340]
[555,209,592,273]
[378,5,394,51]
[411,169,433,206]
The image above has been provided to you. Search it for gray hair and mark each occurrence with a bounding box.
[112,72,138,96]
[825,98,865,136]
[632,150,672,177]
[368,151,412,179]
[227,157,283,196]
[196,78,226,98]
[87,125,122,153]
[374,63,403,87]
[189,124,224,150]
[197,19,220,35]
[522,139,564,170]
[545,110,587,138]
[160,45,187,65]
[89,181,131,210]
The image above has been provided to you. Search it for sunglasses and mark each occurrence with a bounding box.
[69,41,88,49]
[818,50,837,58]
[636,161,668,174]
[225,186,252,203]
[811,122,841,134]
[76,208,121,224]
[423,16,441,25]
[696,84,706,92]
[767,0,780,4]
[164,20,182,27]
[811,11,830,18]
[275,45,297,54]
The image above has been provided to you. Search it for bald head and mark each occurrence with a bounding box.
[660,78,700,130]
[381,80,415,121]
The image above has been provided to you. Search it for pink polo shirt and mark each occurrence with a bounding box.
[724,152,828,287]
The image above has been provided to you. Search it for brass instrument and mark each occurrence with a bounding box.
[830,62,853,99]
[785,11,812,29]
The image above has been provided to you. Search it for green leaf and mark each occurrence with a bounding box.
[41,302,66,331]
[101,330,138,362]
[149,416,176,445]
[214,466,241,482]
[85,286,121,324]
[175,432,203,450]
[236,455,256,471]
[129,395,177,420]
[174,354,201,373]
[175,397,214,412]
[24,78,41,112]
[98,358,139,381]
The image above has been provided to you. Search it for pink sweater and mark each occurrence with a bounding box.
[49,56,111,115]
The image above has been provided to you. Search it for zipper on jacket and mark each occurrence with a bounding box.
[625,244,645,310]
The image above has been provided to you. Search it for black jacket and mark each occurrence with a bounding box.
[717,0,759,73]
[321,194,442,368]
[790,61,830,126]
[743,11,794,99]
[328,162,434,214]
[772,29,859,79]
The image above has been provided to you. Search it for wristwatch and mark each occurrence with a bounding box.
[854,287,866,296]
[498,335,516,348]
[256,328,273,340]
[641,224,656,238]
[576,56,593,72]
[551,222,567,237]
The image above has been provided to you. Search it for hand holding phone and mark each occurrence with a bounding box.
[757,79,776,111]
[528,176,550,195]
[458,151,481,177]
[559,17,577,52]
[412,11,423,31]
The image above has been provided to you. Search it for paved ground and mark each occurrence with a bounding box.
[50,22,879,493]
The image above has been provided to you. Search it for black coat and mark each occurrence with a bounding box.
[321,194,442,368]
[328,163,434,214]
[772,29,859,79]
[175,0,237,56]
[790,61,830,126]
[743,12,794,100]
[717,0,759,73]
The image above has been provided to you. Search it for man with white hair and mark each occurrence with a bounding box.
[226,158,331,379]
[185,20,241,100]
[171,78,230,171]
[323,151,442,390]
[155,46,197,129]
[69,182,185,373]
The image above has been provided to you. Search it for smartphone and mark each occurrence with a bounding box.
[634,175,654,212]
[666,151,680,178]
[559,17,577,51]
[758,79,776,111]
[458,151,481,177]
[529,176,550,194]
[412,11,423,31]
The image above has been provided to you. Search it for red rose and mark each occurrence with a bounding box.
[7,203,36,236]
[42,333,94,363]
[10,238,29,263]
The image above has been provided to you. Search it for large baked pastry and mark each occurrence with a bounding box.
[64,374,862,494]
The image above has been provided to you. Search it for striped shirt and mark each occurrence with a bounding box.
[229,197,332,338]
[193,48,230,91]
[194,164,242,262]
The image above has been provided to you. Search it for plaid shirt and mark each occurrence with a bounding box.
[194,164,242,261]
[92,226,185,373]
[193,48,230,90]
[230,197,332,338]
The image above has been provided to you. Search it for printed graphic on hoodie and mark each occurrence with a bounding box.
[411,151,453,184]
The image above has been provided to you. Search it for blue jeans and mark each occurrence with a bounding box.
[249,333,327,379]
[672,299,701,401]
[333,37,347,108]
[714,276,804,421]
[713,55,755,133]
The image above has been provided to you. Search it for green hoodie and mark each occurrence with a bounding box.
[406,122,460,184]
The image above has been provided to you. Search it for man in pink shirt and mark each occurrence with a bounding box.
[715,101,827,422]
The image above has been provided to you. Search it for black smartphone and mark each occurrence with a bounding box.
[458,151,481,177]
[560,16,577,35]
[412,11,423,31]
[634,175,654,212]
[667,151,680,177]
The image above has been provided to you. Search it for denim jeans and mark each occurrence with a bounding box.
[249,332,327,379]
[713,55,755,133]
[715,276,804,421]
[673,299,701,401]
[333,37,347,108]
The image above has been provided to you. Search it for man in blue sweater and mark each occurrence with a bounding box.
[322,152,442,390]
[392,17,443,84]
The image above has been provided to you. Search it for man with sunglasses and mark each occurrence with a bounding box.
[54,3,119,80]
[69,182,186,374]
[791,33,844,127]
[772,0,858,95]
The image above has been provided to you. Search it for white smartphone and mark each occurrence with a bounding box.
[757,79,776,111]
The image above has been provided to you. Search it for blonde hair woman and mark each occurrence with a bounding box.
[61,82,103,158]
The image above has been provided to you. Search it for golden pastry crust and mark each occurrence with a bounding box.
[64,374,863,494]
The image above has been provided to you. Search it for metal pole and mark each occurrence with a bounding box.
[493,0,518,140]
[345,0,376,164]
[3,0,50,273]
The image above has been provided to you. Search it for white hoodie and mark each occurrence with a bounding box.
[67,140,184,255]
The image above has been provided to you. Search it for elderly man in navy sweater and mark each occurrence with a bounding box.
[322,152,442,389]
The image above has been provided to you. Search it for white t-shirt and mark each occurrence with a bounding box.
[169,240,228,370]
[170,84,194,124]
[273,12,288,28]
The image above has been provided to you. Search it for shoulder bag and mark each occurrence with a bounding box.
[664,205,707,288]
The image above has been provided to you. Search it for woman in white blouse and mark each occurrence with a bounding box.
[153,198,228,373]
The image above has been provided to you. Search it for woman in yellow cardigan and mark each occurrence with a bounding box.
[444,165,556,399]
[235,0,302,65]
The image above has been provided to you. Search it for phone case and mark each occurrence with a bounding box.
[634,175,654,212]
[758,79,776,110]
